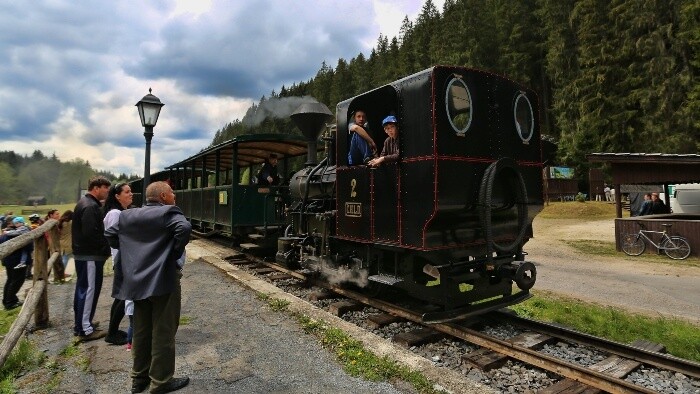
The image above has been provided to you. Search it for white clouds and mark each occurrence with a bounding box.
[0,0,441,177]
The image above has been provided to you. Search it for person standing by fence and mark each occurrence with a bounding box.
[58,210,73,280]
[105,181,192,393]
[43,209,66,283]
[1,216,33,310]
[72,176,111,342]
[102,183,133,346]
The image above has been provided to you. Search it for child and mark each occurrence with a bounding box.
[368,115,400,167]
[125,300,134,350]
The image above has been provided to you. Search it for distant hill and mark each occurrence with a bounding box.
[0,150,138,204]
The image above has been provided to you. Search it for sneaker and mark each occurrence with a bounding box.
[126,343,132,351]
[77,329,106,342]
[4,301,22,311]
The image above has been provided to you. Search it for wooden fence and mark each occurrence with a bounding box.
[0,220,60,367]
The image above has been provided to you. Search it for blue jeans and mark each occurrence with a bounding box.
[62,253,71,268]
[348,132,373,165]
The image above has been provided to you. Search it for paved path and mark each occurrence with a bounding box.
[526,217,700,324]
[12,257,410,393]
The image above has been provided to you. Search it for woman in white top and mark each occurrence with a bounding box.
[102,182,133,346]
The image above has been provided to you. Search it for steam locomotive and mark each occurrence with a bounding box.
[158,65,544,323]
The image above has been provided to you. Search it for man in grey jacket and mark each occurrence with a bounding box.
[105,181,192,394]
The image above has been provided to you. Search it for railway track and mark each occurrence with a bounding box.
[196,237,700,393]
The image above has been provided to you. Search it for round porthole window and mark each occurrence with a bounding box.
[445,77,472,135]
[514,92,534,143]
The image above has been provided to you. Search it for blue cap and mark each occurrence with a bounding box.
[382,115,397,126]
[12,217,25,225]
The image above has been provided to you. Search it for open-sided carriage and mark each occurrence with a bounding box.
[161,134,319,241]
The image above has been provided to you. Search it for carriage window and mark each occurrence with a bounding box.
[445,77,472,135]
[514,92,534,143]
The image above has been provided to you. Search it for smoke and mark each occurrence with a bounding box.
[308,256,369,287]
[243,96,321,128]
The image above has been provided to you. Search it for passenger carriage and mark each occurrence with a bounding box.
[162,134,319,241]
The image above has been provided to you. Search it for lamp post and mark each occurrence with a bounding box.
[135,88,164,202]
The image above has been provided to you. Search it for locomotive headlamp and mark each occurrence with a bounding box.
[135,88,164,201]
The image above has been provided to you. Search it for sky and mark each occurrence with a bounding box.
[0,0,444,177]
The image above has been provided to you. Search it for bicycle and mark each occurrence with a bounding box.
[621,222,691,260]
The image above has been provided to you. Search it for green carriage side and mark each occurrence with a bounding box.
[165,133,317,240]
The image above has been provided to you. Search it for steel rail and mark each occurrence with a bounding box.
[326,284,656,394]
[491,310,700,379]
[247,254,660,393]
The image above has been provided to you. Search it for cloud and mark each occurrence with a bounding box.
[128,1,374,98]
[0,0,442,176]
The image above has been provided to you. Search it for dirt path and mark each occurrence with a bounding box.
[525,216,700,325]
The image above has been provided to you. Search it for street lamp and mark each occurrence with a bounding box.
[135,88,164,202]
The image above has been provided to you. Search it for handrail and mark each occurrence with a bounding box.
[0,219,60,367]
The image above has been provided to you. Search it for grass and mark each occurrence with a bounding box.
[63,342,90,371]
[563,239,700,267]
[0,203,75,222]
[0,308,21,336]
[257,293,444,394]
[511,290,700,362]
[537,201,625,219]
[0,340,46,393]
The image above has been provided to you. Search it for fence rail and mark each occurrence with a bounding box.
[0,220,59,367]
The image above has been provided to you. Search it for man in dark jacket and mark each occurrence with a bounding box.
[105,181,192,394]
[1,217,32,310]
[650,192,670,214]
[256,153,280,186]
[72,176,111,341]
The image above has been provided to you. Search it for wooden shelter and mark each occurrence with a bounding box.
[26,196,46,206]
[587,153,700,257]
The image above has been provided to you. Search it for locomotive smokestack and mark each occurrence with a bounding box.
[291,102,333,166]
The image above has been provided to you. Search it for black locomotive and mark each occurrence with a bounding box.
[161,65,544,323]
[279,65,543,322]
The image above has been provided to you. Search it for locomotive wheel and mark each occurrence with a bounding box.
[478,158,529,254]
[621,234,645,256]
[513,261,536,290]
[662,236,691,260]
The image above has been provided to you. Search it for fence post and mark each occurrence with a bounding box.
[32,236,49,329]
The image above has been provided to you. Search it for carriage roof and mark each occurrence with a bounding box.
[166,133,321,171]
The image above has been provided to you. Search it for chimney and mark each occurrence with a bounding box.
[291,102,333,166]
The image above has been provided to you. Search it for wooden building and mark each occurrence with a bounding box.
[588,153,700,257]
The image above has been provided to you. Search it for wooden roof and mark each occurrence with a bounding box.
[587,153,700,185]
[166,133,321,171]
